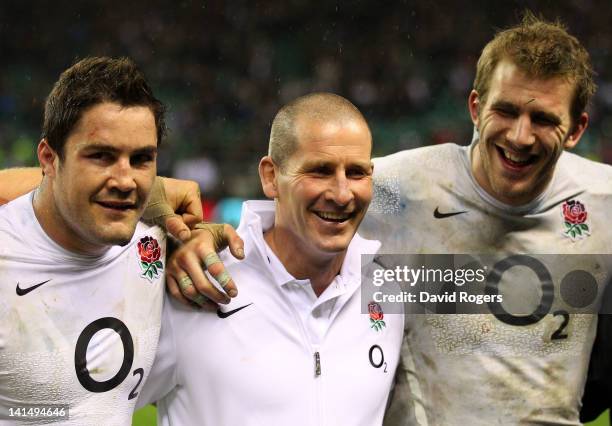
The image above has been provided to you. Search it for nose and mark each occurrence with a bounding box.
[507,115,536,149]
[326,171,354,206]
[108,157,137,193]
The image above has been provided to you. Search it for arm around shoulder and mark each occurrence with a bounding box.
[0,167,43,205]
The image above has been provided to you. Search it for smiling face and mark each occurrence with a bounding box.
[262,116,373,258]
[39,102,157,254]
[469,60,588,206]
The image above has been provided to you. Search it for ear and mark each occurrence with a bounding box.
[258,156,279,199]
[564,112,589,150]
[37,139,58,178]
[468,90,480,127]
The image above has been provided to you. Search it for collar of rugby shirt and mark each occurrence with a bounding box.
[237,199,380,342]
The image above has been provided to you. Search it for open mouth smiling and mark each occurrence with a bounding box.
[314,211,353,223]
[496,146,537,168]
[96,200,137,211]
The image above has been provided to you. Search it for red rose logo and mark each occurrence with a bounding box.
[368,301,386,331]
[138,236,161,263]
[137,236,164,281]
[561,200,590,240]
[368,302,384,321]
[563,200,587,225]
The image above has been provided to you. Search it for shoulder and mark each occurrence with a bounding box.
[372,143,465,190]
[369,144,467,213]
[0,193,37,249]
[0,192,31,222]
[373,143,463,175]
[557,151,612,194]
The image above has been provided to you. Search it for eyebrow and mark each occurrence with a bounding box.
[531,111,561,126]
[491,100,561,126]
[302,159,372,170]
[490,100,520,114]
[80,143,158,156]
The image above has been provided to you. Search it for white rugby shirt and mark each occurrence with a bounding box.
[0,192,165,425]
[139,200,404,426]
[363,141,612,426]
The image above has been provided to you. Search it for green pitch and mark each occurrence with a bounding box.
[132,405,156,426]
[132,406,610,425]
[588,411,610,426]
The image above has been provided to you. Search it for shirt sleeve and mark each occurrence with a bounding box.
[136,295,178,408]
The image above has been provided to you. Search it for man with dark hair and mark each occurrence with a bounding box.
[364,14,612,425]
[42,56,166,161]
[137,92,403,425]
[0,56,228,424]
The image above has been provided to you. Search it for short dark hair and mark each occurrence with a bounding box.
[269,92,370,169]
[474,12,595,124]
[42,56,166,159]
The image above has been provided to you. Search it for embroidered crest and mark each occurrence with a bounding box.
[137,236,164,281]
[561,199,590,241]
[368,301,386,332]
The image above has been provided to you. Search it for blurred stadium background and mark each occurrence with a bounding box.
[4,0,612,227]
[1,1,610,424]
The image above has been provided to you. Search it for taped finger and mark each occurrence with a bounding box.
[142,177,175,228]
[194,222,227,251]
[203,252,222,269]
[192,293,210,306]
[167,275,194,307]
[215,270,232,288]
[178,275,194,292]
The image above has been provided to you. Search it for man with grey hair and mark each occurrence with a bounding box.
[138,92,403,426]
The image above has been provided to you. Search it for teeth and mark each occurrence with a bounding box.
[98,202,134,210]
[503,149,531,164]
[317,211,349,220]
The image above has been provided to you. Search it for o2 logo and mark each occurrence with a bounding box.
[369,345,388,372]
[414,254,602,340]
[74,317,144,399]
[484,255,599,338]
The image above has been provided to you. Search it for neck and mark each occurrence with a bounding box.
[264,227,347,297]
[33,181,106,256]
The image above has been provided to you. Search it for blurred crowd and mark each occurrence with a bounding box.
[2,0,612,223]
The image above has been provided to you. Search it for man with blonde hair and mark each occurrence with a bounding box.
[369,14,612,425]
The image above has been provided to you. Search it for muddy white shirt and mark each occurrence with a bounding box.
[139,200,404,426]
[360,142,612,426]
[0,192,165,425]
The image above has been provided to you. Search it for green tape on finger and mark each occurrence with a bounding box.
[215,271,232,288]
[203,252,222,269]
[178,275,194,291]
[192,293,209,306]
